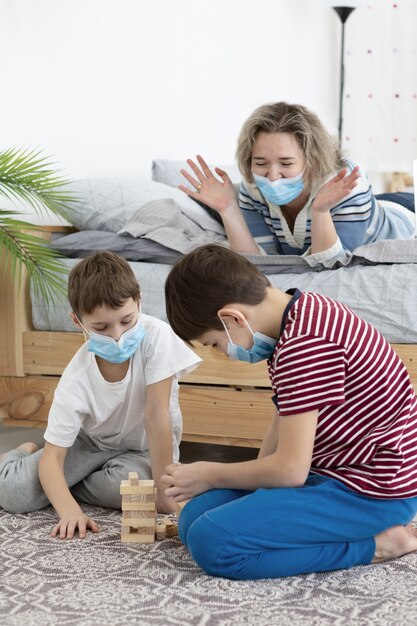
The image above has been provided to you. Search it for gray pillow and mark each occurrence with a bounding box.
[65,177,225,234]
[51,230,182,264]
[151,158,241,187]
[152,158,241,225]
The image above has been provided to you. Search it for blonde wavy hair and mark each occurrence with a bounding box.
[236,102,344,190]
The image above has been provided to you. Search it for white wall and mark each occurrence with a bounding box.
[0,0,338,183]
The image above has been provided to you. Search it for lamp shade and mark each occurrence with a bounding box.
[333,6,356,23]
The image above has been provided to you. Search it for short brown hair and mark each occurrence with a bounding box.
[165,244,270,342]
[68,251,140,319]
[236,101,344,189]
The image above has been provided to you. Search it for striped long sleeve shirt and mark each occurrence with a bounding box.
[240,161,415,258]
[268,291,417,499]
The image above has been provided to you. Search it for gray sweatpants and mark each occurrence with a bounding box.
[0,430,151,513]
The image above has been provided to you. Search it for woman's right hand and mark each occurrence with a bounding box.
[179,155,239,215]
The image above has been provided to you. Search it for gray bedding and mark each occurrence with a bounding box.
[39,175,416,343]
[31,254,417,344]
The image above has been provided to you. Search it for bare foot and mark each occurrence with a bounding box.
[372,524,417,563]
[0,441,39,462]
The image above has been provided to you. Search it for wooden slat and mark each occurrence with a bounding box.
[0,375,59,423]
[0,227,74,377]
[23,331,84,375]
[180,385,274,441]
[22,333,417,388]
[183,343,270,386]
[23,331,271,386]
[0,250,31,377]
[0,376,273,446]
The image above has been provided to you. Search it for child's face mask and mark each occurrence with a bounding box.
[220,317,277,363]
[252,170,304,206]
[80,316,147,364]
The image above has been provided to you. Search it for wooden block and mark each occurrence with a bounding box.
[122,492,156,503]
[121,501,156,512]
[176,500,188,517]
[120,479,155,495]
[122,525,154,535]
[166,524,178,538]
[121,523,156,543]
[155,524,167,541]
[121,533,155,544]
[162,517,178,537]
[123,510,156,520]
[131,491,157,502]
[128,471,139,486]
[122,512,156,528]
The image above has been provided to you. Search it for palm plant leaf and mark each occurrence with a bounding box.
[0,146,77,220]
[0,147,78,303]
[0,214,68,303]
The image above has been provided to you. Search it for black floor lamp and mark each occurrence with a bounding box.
[333,5,357,144]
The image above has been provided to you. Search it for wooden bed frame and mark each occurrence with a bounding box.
[1,226,417,449]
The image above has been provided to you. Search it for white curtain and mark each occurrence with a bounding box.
[342,0,417,173]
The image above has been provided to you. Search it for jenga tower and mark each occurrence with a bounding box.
[120,472,157,543]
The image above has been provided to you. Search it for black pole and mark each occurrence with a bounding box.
[338,20,346,143]
[332,6,356,145]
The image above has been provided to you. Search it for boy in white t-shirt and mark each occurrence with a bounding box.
[0,251,201,538]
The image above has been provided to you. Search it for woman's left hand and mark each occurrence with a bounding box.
[161,461,214,501]
[312,166,360,213]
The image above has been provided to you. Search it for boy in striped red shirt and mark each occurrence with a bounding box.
[162,244,417,580]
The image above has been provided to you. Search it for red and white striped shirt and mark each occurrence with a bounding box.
[268,292,417,499]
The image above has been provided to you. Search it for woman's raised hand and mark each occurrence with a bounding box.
[312,166,361,213]
[179,155,239,215]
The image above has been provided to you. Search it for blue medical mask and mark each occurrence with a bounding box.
[80,315,147,364]
[220,318,277,363]
[253,171,304,206]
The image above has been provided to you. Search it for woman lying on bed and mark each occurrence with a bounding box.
[179,101,415,262]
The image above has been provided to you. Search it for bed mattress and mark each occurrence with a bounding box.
[31,258,417,344]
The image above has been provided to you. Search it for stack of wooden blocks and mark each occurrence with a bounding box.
[120,472,157,543]
[120,471,180,543]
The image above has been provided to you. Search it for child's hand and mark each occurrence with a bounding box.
[51,508,99,539]
[156,493,177,515]
[161,461,213,501]
[312,166,360,213]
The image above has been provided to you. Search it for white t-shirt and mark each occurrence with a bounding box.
[44,314,201,458]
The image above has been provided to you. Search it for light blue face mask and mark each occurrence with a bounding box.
[80,315,147,364]
[253,171,304,206]
[220,318,277,363]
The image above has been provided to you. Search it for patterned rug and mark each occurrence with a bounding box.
[1,506,417,626]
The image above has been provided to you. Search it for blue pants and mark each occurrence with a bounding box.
[179,474,417,580]
[375,192,415,212]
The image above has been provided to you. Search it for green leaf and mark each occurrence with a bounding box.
[0,146,79,222]
[0,147,78,303]
[0,218,69,303]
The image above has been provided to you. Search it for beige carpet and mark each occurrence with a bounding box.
[1,505,417,625]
